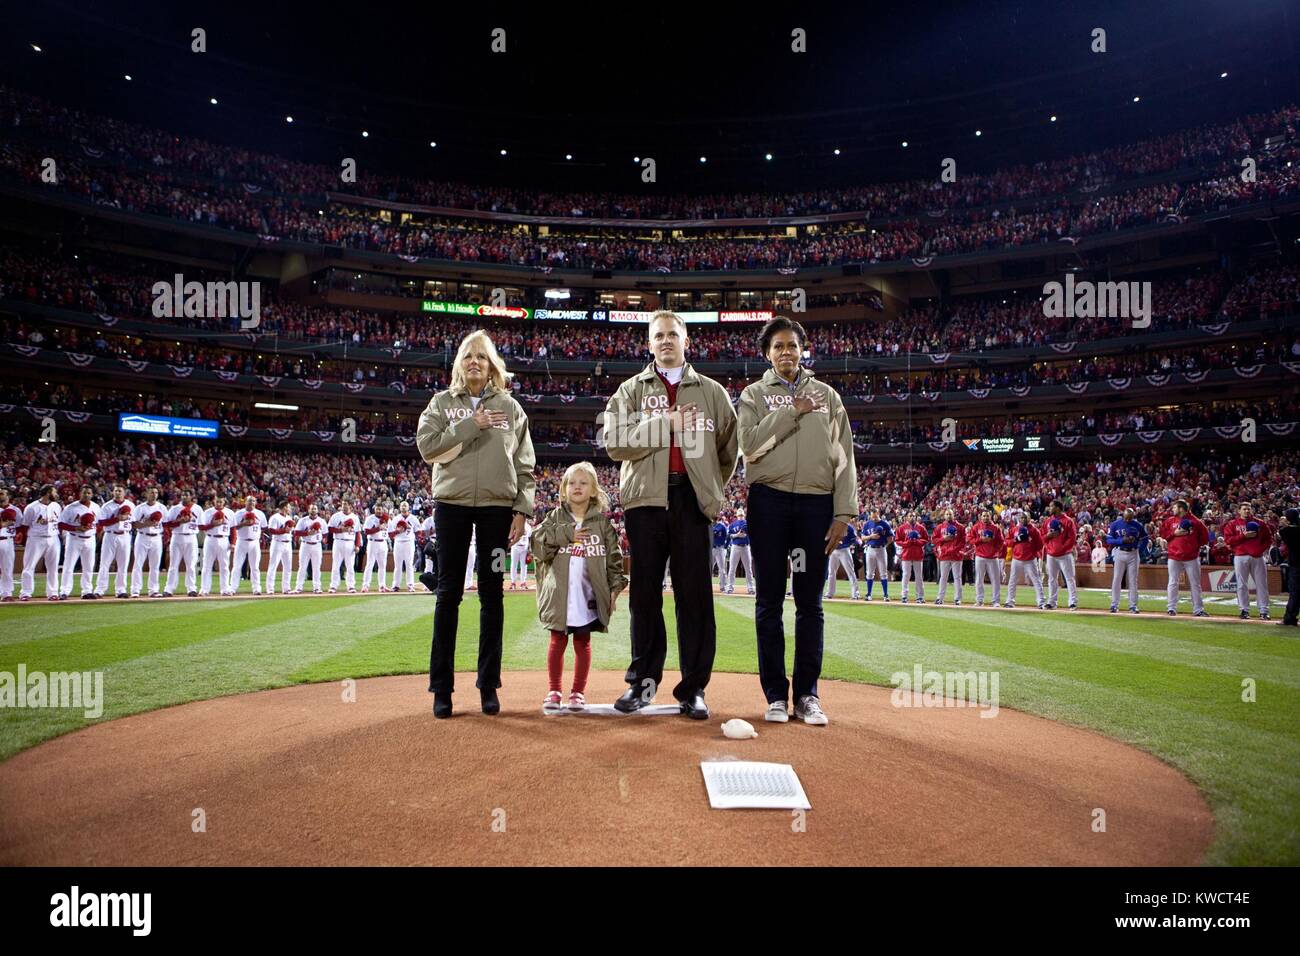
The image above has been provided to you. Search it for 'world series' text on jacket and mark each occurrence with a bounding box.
[415,383,537,515]
[531,504,629,632]
[736,367,858,522]
[601,362,738,520]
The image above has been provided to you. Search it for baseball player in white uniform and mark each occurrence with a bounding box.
[292,504,326,593]
[419,510,438,591]
[508,515,532,590]
[130,487,166,598]
[328,499,359,593]
[361,503,393,592]
[94,485,134,598]
[164,492,201,596]
[265,500,296,595]
[725,508,753,595]
[0,490,19,601]
[231,495,268,595]
[58,487,100,599]
[20,485,62,601]
[390,502,418,592]
[199,496,235,596]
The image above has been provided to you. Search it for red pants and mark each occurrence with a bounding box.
[547,630,591,692]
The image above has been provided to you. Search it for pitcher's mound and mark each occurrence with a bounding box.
[0,671,1212,866]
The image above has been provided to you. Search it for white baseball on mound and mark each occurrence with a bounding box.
[721,718,758,739]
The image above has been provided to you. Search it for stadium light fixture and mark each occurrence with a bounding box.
[1132,96,1140,103]
[1220,71,1228,78]
[362,130,369,138]
[901,141,909,148]
[30,43,41,52]
[285,115,294,123]
[429,141,437,148]
[699,156,707,163]
[254,403,300,412]
[209,97,218,105]
[500,148,507,156]
[124,74,133,82]
[834,148,841,155]
[765,153,773,161]
[1050,115,1057,122]
[975,129,982,137]
[565,153,573,160]
[544,289,571,299]
[633,156,640,163]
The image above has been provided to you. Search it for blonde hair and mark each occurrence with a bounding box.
[648,310,687,337]
[450,329,512,392]
[560,461,610,513]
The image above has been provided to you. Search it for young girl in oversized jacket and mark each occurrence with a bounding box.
[532,462,628,713]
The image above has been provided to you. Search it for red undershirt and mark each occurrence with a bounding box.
[655,370,687,474]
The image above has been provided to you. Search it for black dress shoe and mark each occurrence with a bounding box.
[419,571,437,593]
[433,692,452,719]
[613,686,648,713]
[679,692,709,720]
[480,687,500,715]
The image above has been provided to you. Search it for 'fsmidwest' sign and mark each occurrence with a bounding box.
[118,414,219,440]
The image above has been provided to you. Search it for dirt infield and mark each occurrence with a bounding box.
[0,671,1213,866]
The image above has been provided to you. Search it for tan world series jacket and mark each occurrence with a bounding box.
[737,367,858,522]
[601,362,738,520]
[531,504,628,632]
[416,383,537,515]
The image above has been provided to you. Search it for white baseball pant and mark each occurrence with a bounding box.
[200,538,231,595]
[465,540,476,589]
[974,556,1001,606]
[20,536,59,599]
[825,549,858,598]
[728,544,753,592]
[330,541,357,591]
[95,531,132,595]
[296,543,323,592]
[131,533,163,596]
[393,541,417,590]
[266,543,293,594]
[1045,552,1077,608]
[509,543,528,586]
[899,559,924,601]
[60,536,96,597]
[1166,558,1203,613]
[166,535,199,594]
[936,559,962,603]
[711,546,727,589]
[0,538,13,597]
[362,542,390,591]
[863,547,888,582]
[231,539,263,594]
[1233,554,1269,614]
[1110,549,1140,610]
[1007,558,1044,606]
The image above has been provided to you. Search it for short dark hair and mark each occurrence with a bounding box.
[758,316,807,356]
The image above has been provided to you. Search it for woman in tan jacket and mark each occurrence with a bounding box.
[416,330,536,719]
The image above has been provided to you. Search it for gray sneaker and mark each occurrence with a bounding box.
[795,695,828,726]
[764,700,789,723]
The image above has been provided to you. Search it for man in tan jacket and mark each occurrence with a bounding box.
[601,311,737,718]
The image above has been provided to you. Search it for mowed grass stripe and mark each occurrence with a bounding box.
[813,607,1300,865]
[0,600,230,647]
[0,599,342,672]
[823,604,1295,737]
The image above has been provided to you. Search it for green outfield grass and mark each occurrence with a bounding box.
[1,587,1297,865]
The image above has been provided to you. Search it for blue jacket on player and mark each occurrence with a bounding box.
[712,521,729,549]
[835,525,858,550]
[1105,518,1146,551]
[862,518,892,548]
[728,519,749,547]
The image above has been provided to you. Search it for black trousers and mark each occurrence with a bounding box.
[747,482,833,704]
[624,480,715,701]
[428,502,513,694]
[1284,562,1299,626]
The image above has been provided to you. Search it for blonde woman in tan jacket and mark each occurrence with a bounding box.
[416,329,536,719]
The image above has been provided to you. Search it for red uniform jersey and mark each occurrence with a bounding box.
[1160,514,1208,562]
[969,521,1003,558]
[934,521,966,561]
[1222,517,1272,557]
[1009,524,1044,561]
[1039,513,1077,557]
[896,521,928,561]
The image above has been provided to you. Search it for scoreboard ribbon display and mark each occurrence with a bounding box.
[961,436,1051,454]
[118,413,220,440]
